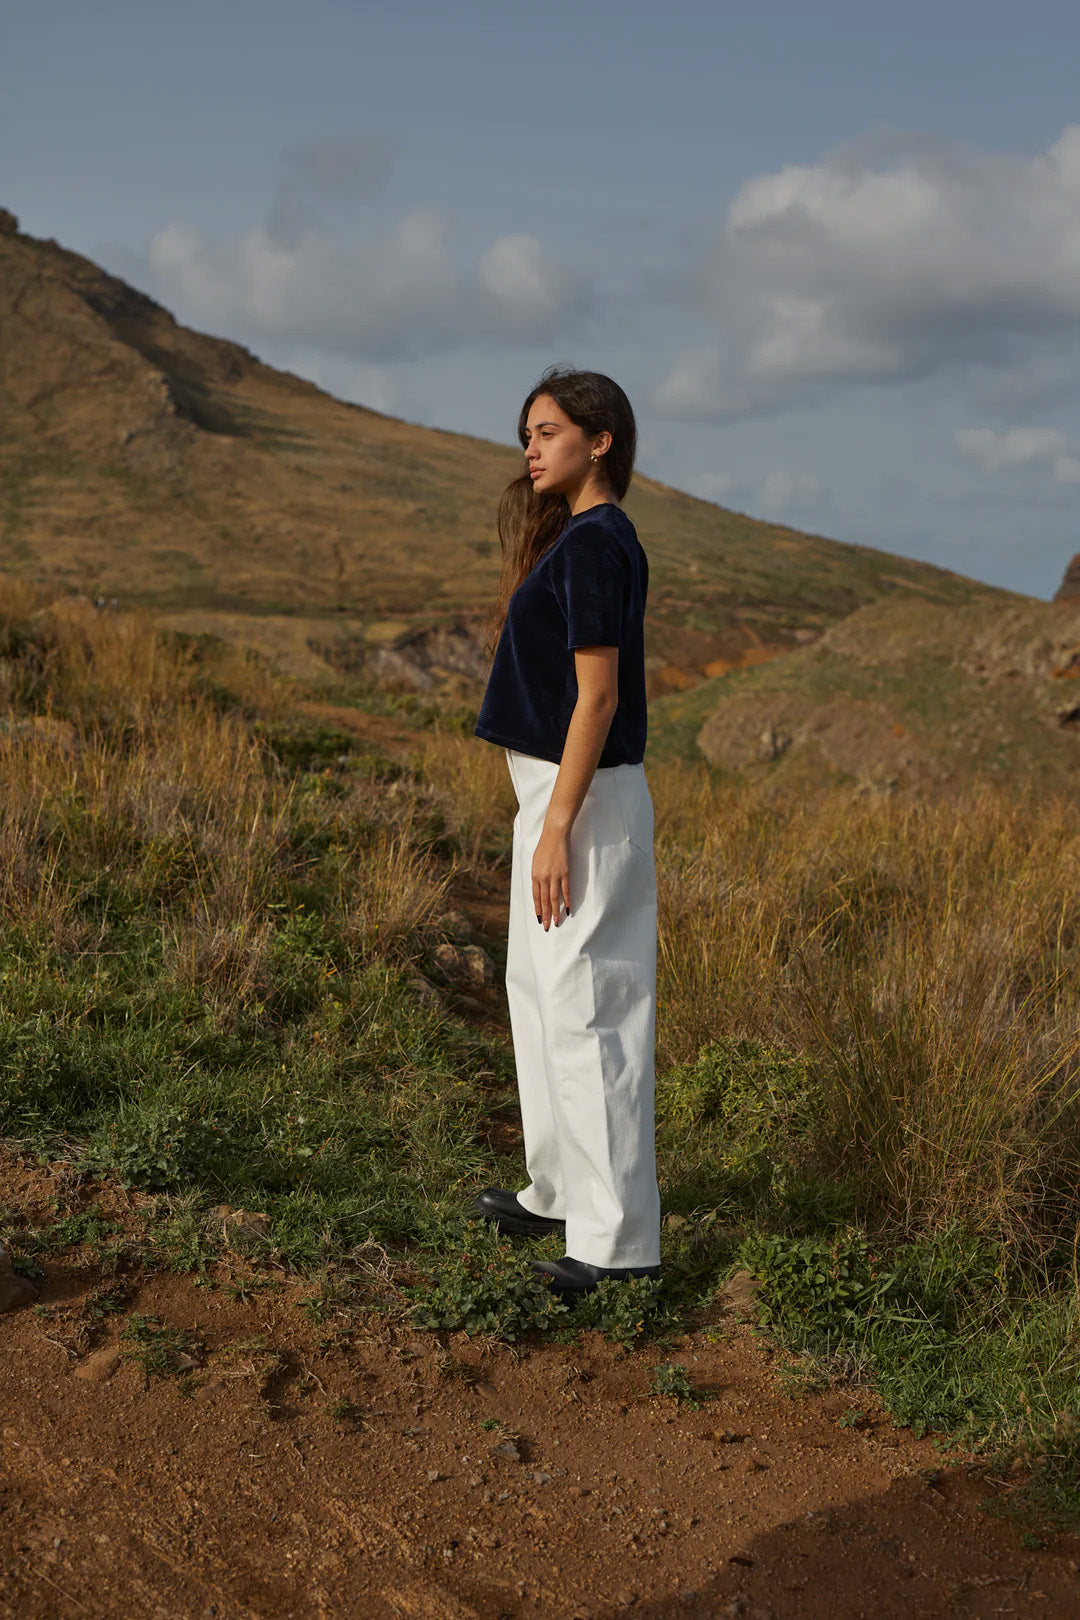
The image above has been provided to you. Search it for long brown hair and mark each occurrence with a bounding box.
[480,366,637,660]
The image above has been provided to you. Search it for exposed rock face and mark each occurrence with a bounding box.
[1053,555,1080,602]
[364,619,489,695]
[696,692,935,790]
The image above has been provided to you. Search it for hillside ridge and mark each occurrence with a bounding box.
[0,207,1019,702]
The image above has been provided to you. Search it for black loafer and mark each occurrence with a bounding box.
[530,1256,661,1297]
[469,1186,566,1238]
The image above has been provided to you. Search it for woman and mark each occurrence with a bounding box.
[470,365,661,1299]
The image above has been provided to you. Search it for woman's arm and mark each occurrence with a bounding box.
[532,645,619,931]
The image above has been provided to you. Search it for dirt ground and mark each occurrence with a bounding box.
[2,1152,1078,1620]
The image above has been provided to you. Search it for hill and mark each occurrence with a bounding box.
[649,593,1080,793]
[0,207,1015,703]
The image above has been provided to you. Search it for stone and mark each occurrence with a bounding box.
[460,945,495,989]
[493,1441,522,1464]
[208,1207,271,1250]
[406,974,447,1014]
[431,941,495,990]
[73,1345,123,1383]
[1054,554,1080,602]
[437,910,476,943]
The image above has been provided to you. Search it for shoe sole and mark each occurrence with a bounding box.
[470,1203,565,1238]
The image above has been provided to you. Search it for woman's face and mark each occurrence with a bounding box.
[522,393,600,497]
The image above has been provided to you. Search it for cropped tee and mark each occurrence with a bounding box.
[473,502,648,769]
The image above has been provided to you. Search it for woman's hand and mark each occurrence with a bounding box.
[532,823,572,930]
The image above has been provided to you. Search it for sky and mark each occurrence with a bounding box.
[5,0,1080,598]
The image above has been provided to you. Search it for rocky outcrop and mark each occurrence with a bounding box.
[1053,554,1080,602]
[364,619,489,696]
[696,692,935,791]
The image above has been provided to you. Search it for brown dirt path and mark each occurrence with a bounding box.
[2,1161,1078,1620]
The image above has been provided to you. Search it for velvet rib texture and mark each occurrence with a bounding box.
[474,503,649,768]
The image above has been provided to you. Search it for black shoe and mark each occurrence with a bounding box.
[530,1256,661,1297]
[469,1186,566,1238]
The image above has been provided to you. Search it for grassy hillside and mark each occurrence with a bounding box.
[1,581,1079,1527]
[650,594,1080,794]
[0,209,1016,705]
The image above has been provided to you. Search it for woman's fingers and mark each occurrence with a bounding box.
[532,871,571,930]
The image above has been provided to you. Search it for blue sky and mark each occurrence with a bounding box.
[5,0,1080,597]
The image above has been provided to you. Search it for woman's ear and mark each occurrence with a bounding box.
[592,429,613,459]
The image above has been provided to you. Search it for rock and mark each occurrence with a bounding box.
[437,910,476,943]
[0,209,19,235]
[208,1207,271,1250]
[491,1439,522,1462]
[432,942,467,980]
[0,1243,37,1313]
[1054,554,1080,602]
[406,974,447,1014]
[460,945,495,989]
[431,942,495,990]
[73,1345,123,1383]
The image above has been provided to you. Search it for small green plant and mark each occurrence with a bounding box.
[573,1274,672,1346]
[650,1361,704,1407]
[18,1206,123,1257]
[480,1417,501,1431]
[836,1408,869,1430]
[736,1231,894,1343]
[85,1104,230,1192]
[327,1397,364,1425]
[120,1313,201,1379]
[83,1283,128,1322]
[408,1228,570,1341]
[224,1275,276,1304]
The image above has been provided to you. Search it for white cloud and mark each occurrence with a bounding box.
[657,124,1080,416]
[693,471,735,503]
[478,234,578,328]
[956,425,1080,484]
[146,213,585,361]
[759,470,827,516]
[955,426,1068,471]
[143,137,588,363]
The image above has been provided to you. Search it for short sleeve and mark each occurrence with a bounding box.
[552,523,629,649]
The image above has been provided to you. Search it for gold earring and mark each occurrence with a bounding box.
[590,452,598,463]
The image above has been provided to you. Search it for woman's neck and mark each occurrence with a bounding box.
[568,481,617,516]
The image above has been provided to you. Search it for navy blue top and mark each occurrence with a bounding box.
[473,502,648,768]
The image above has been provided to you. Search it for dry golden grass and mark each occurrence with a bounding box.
[4,584,1079,1252]
[412,729,1080,1247]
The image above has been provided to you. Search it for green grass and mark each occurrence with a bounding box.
[0,588,1079,1533]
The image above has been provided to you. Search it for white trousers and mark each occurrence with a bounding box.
[503,748,661,1268]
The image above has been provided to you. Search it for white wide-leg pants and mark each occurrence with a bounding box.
[503,747,661,1269]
